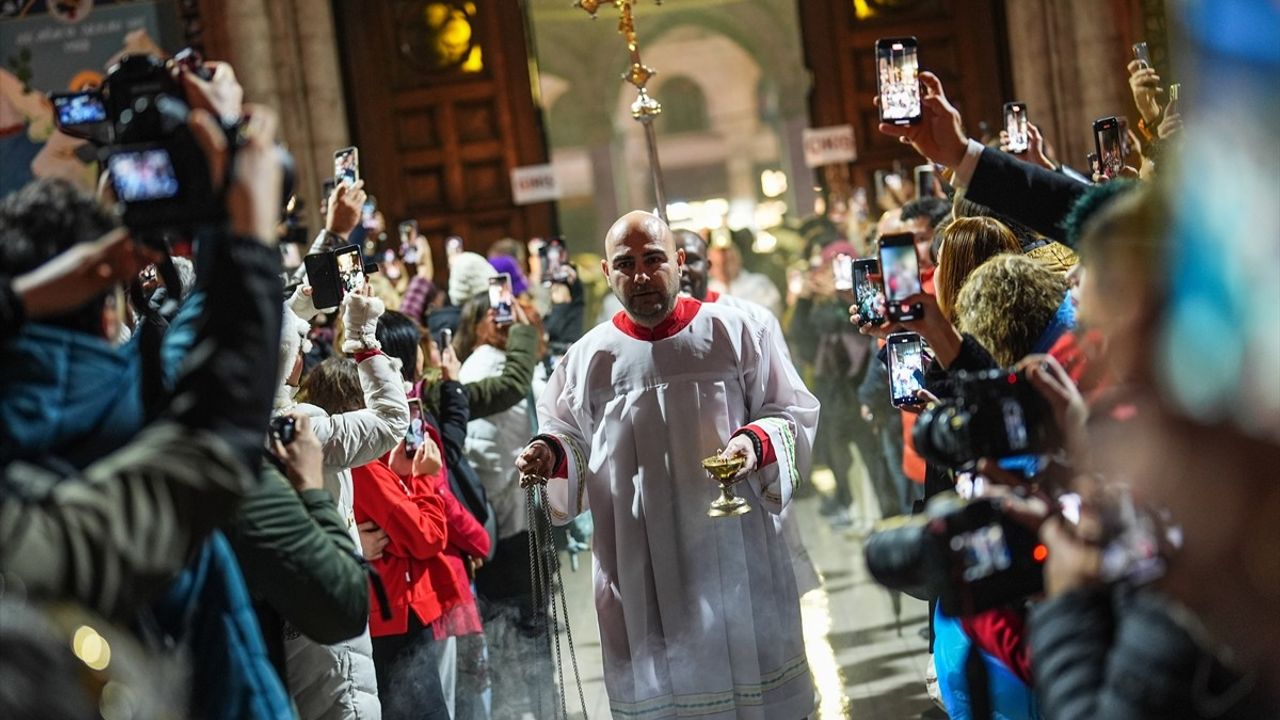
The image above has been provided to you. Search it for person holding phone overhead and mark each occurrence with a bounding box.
[515,211,820,720]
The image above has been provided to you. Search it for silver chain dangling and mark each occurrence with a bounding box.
[526,484,589,720]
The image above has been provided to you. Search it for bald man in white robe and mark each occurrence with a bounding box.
[517,211,820,720]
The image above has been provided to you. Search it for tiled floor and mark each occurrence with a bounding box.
[544,471,938,719]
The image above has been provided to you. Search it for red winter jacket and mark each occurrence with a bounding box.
[421,423,489,638]
[352,459,454,637]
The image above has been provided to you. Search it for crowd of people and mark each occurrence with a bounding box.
[0,8,1278,720]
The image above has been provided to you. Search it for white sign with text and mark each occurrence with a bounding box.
[510,164,561,205]
[802,125,857,167]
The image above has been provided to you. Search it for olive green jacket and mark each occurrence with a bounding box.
[0,423,252,622]
[225,460,367,645]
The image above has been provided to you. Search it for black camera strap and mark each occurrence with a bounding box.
[965,642,994,719]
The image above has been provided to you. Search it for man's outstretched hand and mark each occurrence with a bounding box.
[877,71,969,168]
[721,433,759,482]
[516,439,555,487]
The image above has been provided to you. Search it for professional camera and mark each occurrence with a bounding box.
[864,492,1045,617]
[913,367,1060,469]
[51,51,294,234]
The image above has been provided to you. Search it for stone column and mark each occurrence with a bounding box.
[1005,0,1132,172]
[202,0,350,227]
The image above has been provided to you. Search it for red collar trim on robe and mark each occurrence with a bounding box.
[612,296,702,341]
[704,289,721,303]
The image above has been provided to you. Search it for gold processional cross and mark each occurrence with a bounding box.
[574,0,669,222]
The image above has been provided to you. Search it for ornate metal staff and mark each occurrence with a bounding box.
[574,0,669,222]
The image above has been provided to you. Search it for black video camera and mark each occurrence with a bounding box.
[913,367,1060,469]
[864,493,1045,617]
[51,51,293,234]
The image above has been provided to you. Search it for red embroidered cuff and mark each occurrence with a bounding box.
[734,424,777,467]
[353,348,384,363]
[532,434,570,479]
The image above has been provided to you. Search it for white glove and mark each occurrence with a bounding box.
[288,284,334,319]
[341,293,385,353]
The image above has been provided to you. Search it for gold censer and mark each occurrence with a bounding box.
[701,452,751,518]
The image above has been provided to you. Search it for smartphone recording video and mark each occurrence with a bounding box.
[489,274,515,325]
[405,399,425,454]
[853,258,886,326]
[1132,42,1152,69]
[1003,102,1029,154]
[887,332,926,407]
[107,148,182,202]
[833,253,854,294]
[914,164,937,200]
[876,37,921,125]
[333,146,359,186]
[541,237,568,284]
[399,220,420,263]
[878,232,922,321]
[1093,116,1123,180]
[335,245,366,295]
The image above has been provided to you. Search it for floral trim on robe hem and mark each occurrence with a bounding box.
[607,653,811,718]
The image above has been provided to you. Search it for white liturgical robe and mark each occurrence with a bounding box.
[536,297,820,720]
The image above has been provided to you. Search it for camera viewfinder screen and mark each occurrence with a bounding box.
[55,93,106,126]
[405,400,424,453]
[108,149,180,202]
[953,524,1013,583]
[877,41,920,122]
[879,242,921,302]
[335,246,366,295]
[888,337,925,404]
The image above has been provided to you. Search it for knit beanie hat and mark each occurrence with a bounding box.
[448,252,497,306]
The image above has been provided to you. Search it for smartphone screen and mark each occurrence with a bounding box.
[439,328,453,353]
[489,274,514,325]
[876,37,921,125]
[404,399,425,454]
[446,236,464,258]
[1132,42,1151,69]
[107,148,181,202]
[887,332,926,406]
[878,233,921,303]
[1086,152,1100,177]
[334,244,366,295]
[833,253,854,292]
[333,146,359,186]
[913,165,936,200]
[361,198,377,229]
[541,238,568,283]
[1003,102,1029,153]
[1093,116,1123,180]
[853,258,886,326]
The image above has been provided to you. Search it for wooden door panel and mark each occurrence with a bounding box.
[334,0,552,260]
[800,0,1012,191]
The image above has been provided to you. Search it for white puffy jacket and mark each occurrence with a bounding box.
[276,351,410,720]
